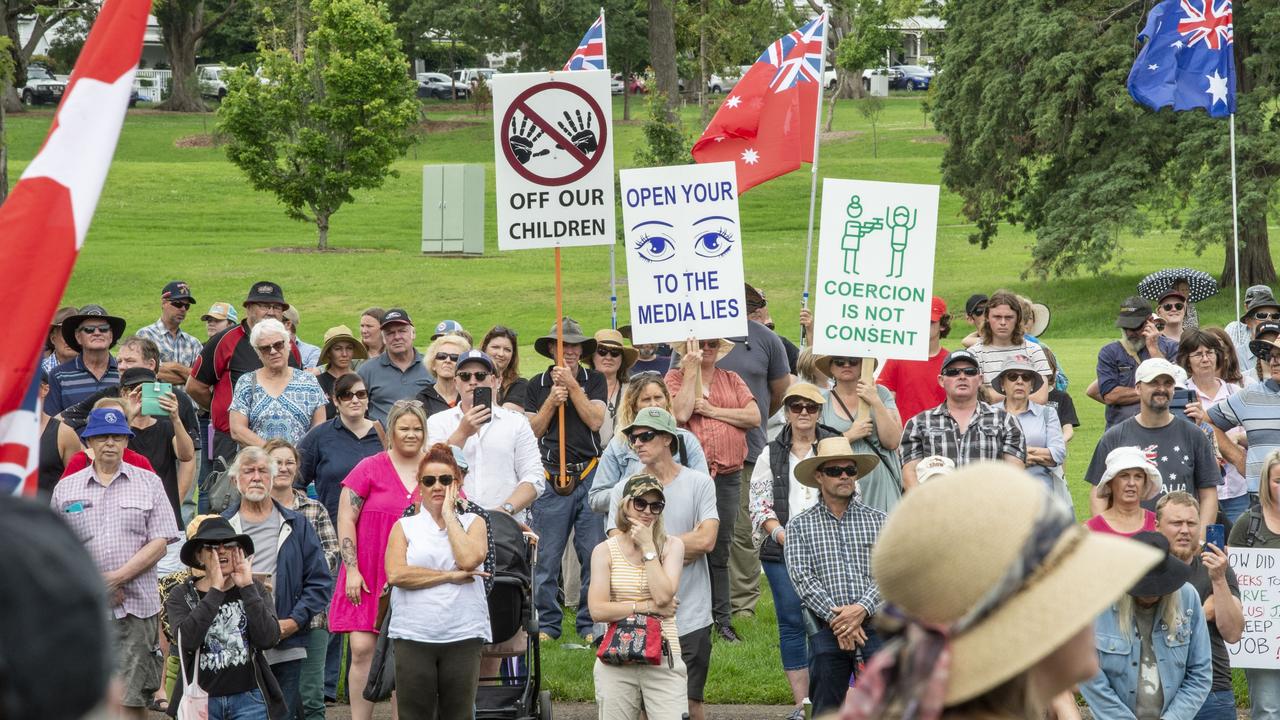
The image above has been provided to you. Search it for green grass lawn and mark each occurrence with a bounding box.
[4,93,1255,704]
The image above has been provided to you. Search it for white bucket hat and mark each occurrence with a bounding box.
[1095,446,1164,501]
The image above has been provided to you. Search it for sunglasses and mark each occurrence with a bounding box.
[596,348,623,359]
[629,430,661,444]
[1004,372,1037,383]
[830,357,860,368]
[420,474,456,487]
[699,341,720,349]
[337,389,369,401]
[457,371,491,382]
[786,401,821,415]
[257,339,288,355]
[821,464,860,478]
[168,300,192,310]
[972,305,988,316]
[631,497,666,514]
[1161,302,1185,311]
[1254,312,1280,321]
[941,366,981,377]
[435,352,460,362]
[1258,347,1280,363]
[204,541,242,551]
[78,324,112,335]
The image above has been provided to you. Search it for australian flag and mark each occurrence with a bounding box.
[563,13,606,71]
[1128,0,1235,118]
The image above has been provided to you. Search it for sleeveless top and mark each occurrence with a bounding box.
[387,511,492,644]
[606,536,680,654]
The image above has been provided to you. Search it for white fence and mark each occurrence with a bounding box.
[134,69,171,103]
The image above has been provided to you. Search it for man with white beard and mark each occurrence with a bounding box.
[1095,295,1179,429]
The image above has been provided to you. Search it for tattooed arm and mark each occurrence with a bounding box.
[337,487,370,604]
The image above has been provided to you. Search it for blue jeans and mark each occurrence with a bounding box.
[809,621,882,716]
[208,688,269,720]
[271,658,303,720]
[1248,668,1280,720]
[1194,688,1236,720]
[530,463,603,637]
[298,629,328,720]
[1221,493,1252,523]
[762,560,809,671]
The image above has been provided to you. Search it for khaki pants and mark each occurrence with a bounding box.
[729,461,761,615]
[593,657,689,720]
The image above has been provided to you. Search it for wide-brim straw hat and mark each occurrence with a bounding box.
[319,325,368,367]
[586,329,638,372]
[782,382,826,406]
[814,354,877,378]
[873,463,1161,705]
[793,437,880,489]
[1095,446,1163,501]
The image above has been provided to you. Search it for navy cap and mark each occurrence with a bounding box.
[455,350,495,372]
[381,308,413,328]
[941,349,980,371]
[161,281,195,303]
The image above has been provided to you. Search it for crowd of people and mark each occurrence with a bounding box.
[24,271,1280,720]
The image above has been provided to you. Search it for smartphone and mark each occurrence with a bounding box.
[473,386,493,422]
[140,382,173,417]
[1168,388,1197,423]
[1205,523,1226,552]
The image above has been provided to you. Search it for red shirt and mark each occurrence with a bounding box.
[877,346,948,425]
[62,449,155,478]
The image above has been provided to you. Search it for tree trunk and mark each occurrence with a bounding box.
[0,91,8,204]
[622,63,631,121]
[698,0,709,125]
[315,210,330,251]
[1221,211,1277,287]
[648,0,678,118]
[1,11,25,113]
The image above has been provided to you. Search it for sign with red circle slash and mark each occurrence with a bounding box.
[491,70,615,250]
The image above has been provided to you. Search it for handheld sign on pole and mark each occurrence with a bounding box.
[812,178,939,364]
[1228,548,1280,669]
[491,70,616,250]
[619,161,748,345]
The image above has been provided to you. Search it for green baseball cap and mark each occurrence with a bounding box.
[621,407,679,437]
[622,474,664,499]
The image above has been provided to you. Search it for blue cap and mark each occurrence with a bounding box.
[455,350,494,372]
[432,319,465,339]
[80,407,134,439]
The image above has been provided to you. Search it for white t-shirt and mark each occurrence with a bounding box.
[388,512,491,644]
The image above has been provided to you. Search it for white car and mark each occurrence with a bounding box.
[197,65,230,100]
[452,68,497,87]
[708,66,750,94]
[21,65,65,105]
[610,74,624,95]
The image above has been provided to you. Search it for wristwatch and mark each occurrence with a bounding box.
[501,502,516,514]
[642,550,658,562]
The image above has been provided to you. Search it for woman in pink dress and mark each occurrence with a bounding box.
[330,399,427,720]
[1085,446,1164,537]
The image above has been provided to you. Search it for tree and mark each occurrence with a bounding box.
[675,0,791,123]
[0,34,13,202]
[856,94,884,157]
[1,0,91,110]
[648,0,679,118]
[634,90,687,167]
[932,0,1278,285]
[217,0,417,250]
[45,5,96,72]
[819,0,920,131]
[153,0,242,111]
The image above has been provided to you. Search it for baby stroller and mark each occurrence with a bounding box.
[476,511,552,719]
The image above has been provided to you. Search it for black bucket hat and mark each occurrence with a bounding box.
[1127,532,1191,597]
[179,516,255,569]
[61,304,126,353]
[534,317,597,359]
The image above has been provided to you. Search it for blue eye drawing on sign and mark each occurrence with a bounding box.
[692,215,737,259]
[632,220,677,262]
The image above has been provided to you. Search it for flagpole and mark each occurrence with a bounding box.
[799,8,829,348]
[1230,113,1242,321]
[600,6,618,329]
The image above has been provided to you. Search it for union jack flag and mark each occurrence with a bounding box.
[1178,0,1232,49]
[563,13,606,71]
[760,14,825,93]
[0,375,41,496]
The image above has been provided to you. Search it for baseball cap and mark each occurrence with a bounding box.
[931,296,947,322]
[381,308,413,328]
[432,319,465,339]
[621,407,679,437]
[161,281,195,303]
[622,474,665,499]
[455,350,495,372]
[916,455,956,483]
[1134,358,1181,384]
[120,367,158,387]
[201,302,238,323]
[244,281,288,308]
[1116,295,1154,330]
[941,349,980,371]
[965,294,988,317]
[80,407,134,439]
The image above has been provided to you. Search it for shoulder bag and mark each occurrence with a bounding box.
[596,613,672,668]
[175,630,209,720]
[363,592,396,702]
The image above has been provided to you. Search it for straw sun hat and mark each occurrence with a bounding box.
[865,463,1161,706]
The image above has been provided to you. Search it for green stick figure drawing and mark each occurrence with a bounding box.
[839,195,884,274]
[885,204,917,278]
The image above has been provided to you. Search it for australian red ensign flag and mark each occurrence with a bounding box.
[0,0,149,495]
[691,14,826,192]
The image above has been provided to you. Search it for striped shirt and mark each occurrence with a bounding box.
[784,497,885,622]
[968,340,1051,386]
[605,537,680,653]
[665,367,754,476]
[45,355,119,417]
[137,319,205,367]
[1209,379,1280,493]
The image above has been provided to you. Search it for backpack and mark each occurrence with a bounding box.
[204,457,240,514]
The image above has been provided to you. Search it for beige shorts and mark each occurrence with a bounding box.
[113,614,162,707]
[593,656,689,720]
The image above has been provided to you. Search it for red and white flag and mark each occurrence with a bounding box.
[691,14,826,192]
[0,0,149,495]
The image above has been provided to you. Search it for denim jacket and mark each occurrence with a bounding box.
[587,429,708,513]
[1080,584,1212,720]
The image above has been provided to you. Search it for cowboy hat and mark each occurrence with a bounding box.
[1095,446,1163,501]
[534,317,597,359]
[814,354,878,378]
[991,355,1045,395]
[1028,302,1051,337]
[61,304,126,353]
[179,516,255,570]
[319,325,368,367]
[871,463,1161,705]
[586,329,638,372]
[793,437,880,489]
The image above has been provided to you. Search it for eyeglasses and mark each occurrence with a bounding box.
[630,497,666,514]
[420,474,455,487]
[457,371,491,382]
[1253,312,1280,321]
[78,325,112,335]
[786,401,820,415]
[1188,350,1217,361]
[392,398,425,409]
[1259,346,1280,363]
[257,340,288,355]
[337,390,369,401]
[629,430,660,444]
[1004,372,1037,383]
[596,348,623,359]
[435,352,460,362]
[830,358,860,368]
[205,541,242,551]
[941,366,981,377]
[168,301,192,310]
[820,465,860,478]
[1161,302,1185,311]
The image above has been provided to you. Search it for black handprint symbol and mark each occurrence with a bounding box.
[556,109,598,155]
[509,115,550,165]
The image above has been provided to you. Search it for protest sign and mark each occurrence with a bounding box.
[491,70,615,250]
[811,179,939,361]
[1228,547,1280,669]
[620,161,747,344]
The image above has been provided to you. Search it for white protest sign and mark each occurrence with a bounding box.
[1228,547,1280,669]
[619,161,747,344]
[812,178,939,361]
[491,70,615,250]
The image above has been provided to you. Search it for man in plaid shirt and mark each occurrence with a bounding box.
[784,437,886,716]
[900,349,1026,489]
[136,281,204,367]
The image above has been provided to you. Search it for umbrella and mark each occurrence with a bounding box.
[1138,268,1219,303]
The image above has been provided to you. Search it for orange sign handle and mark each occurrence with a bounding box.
[555,247,566,482]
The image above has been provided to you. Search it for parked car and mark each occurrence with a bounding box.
[708,66,750,94]
[890,64,933,90]
[197,65,230,100]
[861,66,904,91]
[21,65,65,106]
[610,74,624,95]
[452,68,497,87]
[418,72,469,100]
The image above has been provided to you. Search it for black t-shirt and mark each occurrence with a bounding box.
[524,365,607,465]
[1047,389,1080,428]
[195,586,258,696]
[1084,416,1221,509]
[499,376,530,409]
[130,419,182,528]
[317,371,337,420]
[1186,554,1240,691]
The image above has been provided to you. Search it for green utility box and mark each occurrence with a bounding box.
[422,164,485,255]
